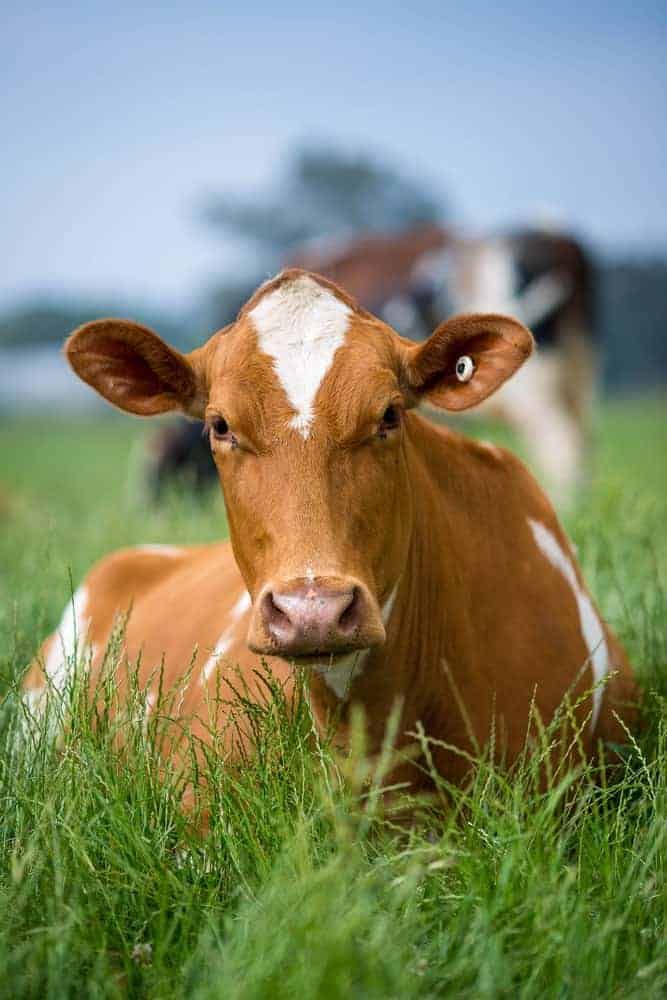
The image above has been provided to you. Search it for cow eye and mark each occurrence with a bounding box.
[211,416,229,438]
[377,404,401,438]
[209,416,238,449]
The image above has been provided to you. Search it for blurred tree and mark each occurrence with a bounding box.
[598,257,667,390]
[201,144,444,257]
[0,304,117,349]
[0,302,185,350]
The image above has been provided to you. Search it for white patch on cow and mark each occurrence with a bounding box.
[16,685,48,747]
[479,349,580,502]
[145,691,156,718]
[24,686,45,712]
[440,238,583,502]
[458,240,568,330]
[479,440,502,458]
[528,519,609,728]
[200,636,234,684]
[313,587,398,700]
[231,590,251,618]
[43,586,91,696]
[518,272,572,329]
[200,590,251,684]
[249,274,352,439]
[135,544,183,558]
[468,240,517,314]
[313,651,367,700]
[382,583,399,626]
[19,587,93,743]
[22,685,46,722]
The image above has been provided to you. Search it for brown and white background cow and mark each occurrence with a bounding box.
[291,225,597,505]
[23,269,636,802]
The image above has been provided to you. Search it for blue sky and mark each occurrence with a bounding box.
[2,1,665,313]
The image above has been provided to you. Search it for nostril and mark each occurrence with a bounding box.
[338,586,361,634]
[263,591,293,634]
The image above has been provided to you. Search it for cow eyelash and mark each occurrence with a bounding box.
[377,404,402,439]
[207,415,238,449]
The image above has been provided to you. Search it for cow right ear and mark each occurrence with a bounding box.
[402,312,534,411]
[65,319,209,418]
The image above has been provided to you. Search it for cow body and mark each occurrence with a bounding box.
[24,270,635,802]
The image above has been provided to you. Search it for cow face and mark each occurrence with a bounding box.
[66,270,532,662]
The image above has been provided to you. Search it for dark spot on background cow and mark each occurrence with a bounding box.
[144,418,216,499]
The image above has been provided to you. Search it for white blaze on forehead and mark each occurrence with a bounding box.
[248,275,352,439]
[528,519,609,729]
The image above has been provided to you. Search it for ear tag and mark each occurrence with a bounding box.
[455,355,475,383]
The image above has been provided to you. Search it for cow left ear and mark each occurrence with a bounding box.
[65,319,210,418]
[403,313,534,411]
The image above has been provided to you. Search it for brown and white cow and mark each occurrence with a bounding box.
[23,270,636,803]
[291,225,597,504]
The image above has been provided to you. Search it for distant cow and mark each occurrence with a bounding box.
[24,270,636,808]
[291,225,597,503]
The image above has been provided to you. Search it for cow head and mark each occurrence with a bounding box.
[66,270,532,663]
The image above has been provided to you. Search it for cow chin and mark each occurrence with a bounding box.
[246,622,387,661]
[248,640,385,664]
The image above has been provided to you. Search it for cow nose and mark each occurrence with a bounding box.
[260,582,364,655]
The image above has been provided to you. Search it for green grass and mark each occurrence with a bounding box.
[0,397,665,998]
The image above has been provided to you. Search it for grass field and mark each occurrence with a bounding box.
[0,398,665,998]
